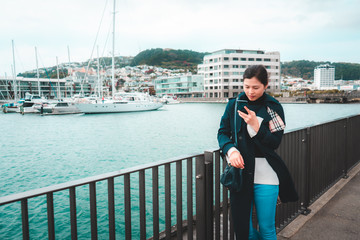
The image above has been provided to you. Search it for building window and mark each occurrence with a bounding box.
[233,57,239,61]
[233,79,239,82]
[210,80,213,83]
[214,80,218,84]
[224,92,229,97]
[210,93,213,97]
[210,59,213,62]
[233,65,239,68]
[210,86,213,89]
[241,58,246,61]
[241,65,246,68]
[224,72,229,76]
[233,86,239,89]
[233,92,238,97]
[224,86,229,89]
[233,72,240,75]
[224,57,229,61]
[215,86,218,89]
[214,58,218,63]
[214,92,218,97]
[248,58,254,61]
[214,66,218,70]
[224,65,229,68]
[256,58,262,61]
[264,58,271,62]
[224,79,229,82]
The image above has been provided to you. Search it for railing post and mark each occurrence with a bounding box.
[196,155,206,239]
[343,118,349,179]
[205,151,214,240]
[301,127,311,215]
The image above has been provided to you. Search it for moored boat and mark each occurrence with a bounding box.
[75,92,163,114]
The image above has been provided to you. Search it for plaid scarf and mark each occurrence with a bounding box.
[267,107,286,133]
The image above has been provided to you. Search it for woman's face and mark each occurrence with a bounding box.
[243,77,268,101]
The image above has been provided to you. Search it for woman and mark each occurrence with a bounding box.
[218,65,298,239]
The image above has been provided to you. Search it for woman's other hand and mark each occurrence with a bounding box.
[229,151,245,169]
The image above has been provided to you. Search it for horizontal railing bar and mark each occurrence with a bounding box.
[0,152,204,206]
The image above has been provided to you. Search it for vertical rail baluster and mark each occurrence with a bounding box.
[222,159,229,240]
[124,174,131,240]
[89,182,98,239]
[47,193,55,240]
[108,178,115,240]
[187,158,193,240]
[139,170,146,240]
[205,151,214,240]
[165,163,171,239]
[195,155,206,240]
[21,199,29,240]
[176,161,183,240]
[152,167,159,240]
[214,151,221,240]
[69,187,77,240]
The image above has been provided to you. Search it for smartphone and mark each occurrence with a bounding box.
[237,99,248,113]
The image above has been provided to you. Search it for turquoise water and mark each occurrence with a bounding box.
[1,103,359,239]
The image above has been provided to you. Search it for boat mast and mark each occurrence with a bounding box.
[11,40,17,101]
[35,47,41,96]
[111,0,116,97]
[97,45,101,97]
[56,56,61,99]
[67,45,72,97]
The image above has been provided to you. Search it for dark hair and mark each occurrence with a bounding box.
[243,65,268,86]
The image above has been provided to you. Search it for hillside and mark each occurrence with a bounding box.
[130,48,208,72]
[281,60,360,80]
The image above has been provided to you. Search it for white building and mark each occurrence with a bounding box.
[198,49,281,98]
[314,64,335,89]
[154,74,204,98]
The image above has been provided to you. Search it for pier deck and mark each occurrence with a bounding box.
[278,162,360,240]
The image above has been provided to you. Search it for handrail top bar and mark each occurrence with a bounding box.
[0,152,203,206]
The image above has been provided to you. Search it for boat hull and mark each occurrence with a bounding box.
[75,102,163,114]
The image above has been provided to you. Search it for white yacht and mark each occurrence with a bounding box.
[39,101,82,115]
[75,92,163,114]
[161,95,180,104]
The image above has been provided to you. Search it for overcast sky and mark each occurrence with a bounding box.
[1,0,359,76]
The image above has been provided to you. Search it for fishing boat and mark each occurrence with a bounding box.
[75,92,162,114]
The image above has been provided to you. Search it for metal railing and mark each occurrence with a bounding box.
[1,115,359,239]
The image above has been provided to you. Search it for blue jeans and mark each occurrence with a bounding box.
[249,184,279,240]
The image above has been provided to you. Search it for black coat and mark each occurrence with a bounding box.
[217,92,298,238]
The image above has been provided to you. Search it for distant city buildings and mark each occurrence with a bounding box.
[198,49,281,98]
[314,64,335,90]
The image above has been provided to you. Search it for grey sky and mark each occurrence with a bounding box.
[1,0,359,76]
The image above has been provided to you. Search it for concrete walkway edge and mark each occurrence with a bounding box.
[277,162,360,239]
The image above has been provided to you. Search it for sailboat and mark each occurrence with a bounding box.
[75,0,162,114]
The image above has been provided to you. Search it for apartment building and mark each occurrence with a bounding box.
[198,49,281,98]
[314,64,335,89]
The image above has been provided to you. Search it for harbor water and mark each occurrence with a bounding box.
[1,102,360,239]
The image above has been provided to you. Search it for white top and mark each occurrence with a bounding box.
[226,116,279,185]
